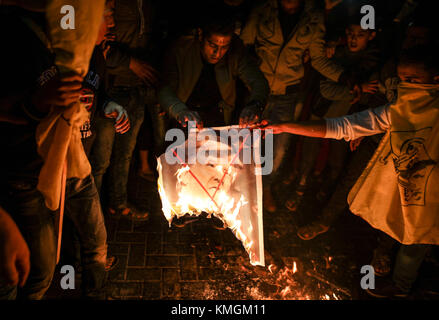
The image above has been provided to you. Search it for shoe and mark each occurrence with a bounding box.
[365,278,409,299]
[371,248,392,277]
[263,188,277,213]
[297,222,329,240]
[105,256,119,272]
[109,204,149,221]
[285,183,306,213]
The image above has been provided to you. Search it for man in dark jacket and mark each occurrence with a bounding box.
[157,11,269,129]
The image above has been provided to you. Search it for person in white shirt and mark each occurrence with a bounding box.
[261,45,439,298]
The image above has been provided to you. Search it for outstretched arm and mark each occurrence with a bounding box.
[261,105,391,141]
[260,119,327,138]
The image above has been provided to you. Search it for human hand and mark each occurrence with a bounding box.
[258,120,287,134]
[0,208,30,288]
[350,84,362,105]
[104,101,131,134]
[361,80,379,94]
[79,88,95,112]
[129,58,159,87]
[349,136,364,151]
[302,49,311,63]
[326,46,336,59]
[31,75,83,112]
[239,102,263,128]
[174,108,203,129]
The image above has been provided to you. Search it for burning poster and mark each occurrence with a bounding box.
[157,125,265,266]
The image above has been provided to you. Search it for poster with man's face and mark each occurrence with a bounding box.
[157,127,264,266]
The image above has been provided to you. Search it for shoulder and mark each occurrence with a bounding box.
[167,35,199,57]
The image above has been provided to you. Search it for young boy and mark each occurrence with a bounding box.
[289,18,385,217]
[262,45,439,298]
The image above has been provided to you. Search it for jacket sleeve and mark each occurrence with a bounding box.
[105,42,131,72]
[157,44,187,118]
[320,78,353,101]
[308,15,344,82]
[240,5,262,46]
[237,46,269,106]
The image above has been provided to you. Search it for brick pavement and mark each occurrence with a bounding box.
[46,165,439,300]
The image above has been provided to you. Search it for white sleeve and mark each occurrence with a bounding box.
[325,105,391,141]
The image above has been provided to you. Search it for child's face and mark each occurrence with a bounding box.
[345,25,375,52]
[397,64,438,84]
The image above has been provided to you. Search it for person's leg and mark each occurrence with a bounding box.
[0,183,56,300]
[297,137,379,240]
[262,93,297,212]
[319,137,378,225]
[65,175,107,299]
[327,139,350,181]
[146,87,168,156]
[297,137,321,187]
[393,244,431,292]
[108,87,145,209]
[90,116,116,195]
[371,231,396,277]
[137,102,155,181]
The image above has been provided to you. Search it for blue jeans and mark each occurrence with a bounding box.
[91,86,145,208]
[393,244,431,292]
[0,175,107,300]
[262,93,298,185]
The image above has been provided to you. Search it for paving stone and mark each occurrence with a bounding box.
[143,281,162,299]
[108,282,143,298]
[108,243,129,255]
[163,268,179,282]
[146,233,162,254]
[180,282,210,299]
[108,255,127,281]
[117,216,133,232]
[162,281,181,298]
[126,268,162,281]
[128,244,146,266]
[163,229,178,243]
[162,243,179,255]
[45,162,439,300]
[146,255,179,267]
[198,268,225,281]
[115,232,146,243]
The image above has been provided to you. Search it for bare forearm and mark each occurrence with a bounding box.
[283,120,327,138]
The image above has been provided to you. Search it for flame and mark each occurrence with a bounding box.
[158,159,259,265]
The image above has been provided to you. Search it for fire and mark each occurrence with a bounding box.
[157,158,260,265]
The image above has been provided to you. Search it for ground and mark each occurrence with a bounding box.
[46,159,439,300]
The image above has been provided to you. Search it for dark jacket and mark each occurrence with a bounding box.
[105,0,158,88]
[157,35,269,125]
[318,45,386,118]
[0,10,55,181]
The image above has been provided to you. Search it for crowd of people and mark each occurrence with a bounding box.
[0,0,437,300]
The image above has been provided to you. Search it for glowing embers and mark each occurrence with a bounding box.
[157,126,264,266]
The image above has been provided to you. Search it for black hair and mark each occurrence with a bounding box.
[398,45,439,74]
[199,6,236,38]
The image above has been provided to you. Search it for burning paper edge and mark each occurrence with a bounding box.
[253,132,265,267]
[156,125,265,267]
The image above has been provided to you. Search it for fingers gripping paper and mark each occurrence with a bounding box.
[157,126,265,266]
